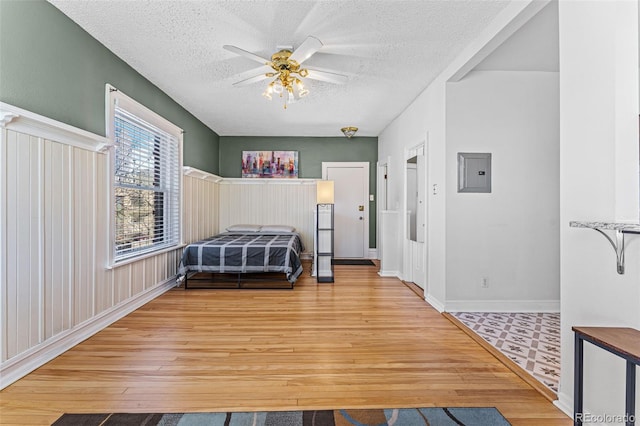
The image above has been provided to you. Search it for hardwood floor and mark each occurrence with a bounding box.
[0,262,570,425]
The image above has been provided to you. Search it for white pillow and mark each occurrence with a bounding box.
[260,225,296,233]
[226,224,262,232]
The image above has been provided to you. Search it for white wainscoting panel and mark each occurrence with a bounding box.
[0,108,182,389]
[183,172,220,243]
[218,180,316,255]
[378,210,400,277]
[73,148,97,325]
[43,139,73,339]
[3,131,44,359]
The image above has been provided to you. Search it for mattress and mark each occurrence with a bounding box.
[177,232,304,284]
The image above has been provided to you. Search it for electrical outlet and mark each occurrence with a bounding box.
[481,278,489,288]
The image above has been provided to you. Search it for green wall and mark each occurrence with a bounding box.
[0,0,219,174]
[0,0,379,248]
[219,136,378,248]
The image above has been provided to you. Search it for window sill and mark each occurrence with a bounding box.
[107,244,186,270]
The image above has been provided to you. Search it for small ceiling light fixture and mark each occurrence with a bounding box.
[341,126,358,138]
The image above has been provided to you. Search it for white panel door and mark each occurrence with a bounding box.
[323,163,368,258]
[416,154,426,243]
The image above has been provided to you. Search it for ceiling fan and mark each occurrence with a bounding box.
[223,36,348,108]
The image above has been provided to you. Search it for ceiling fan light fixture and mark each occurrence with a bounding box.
[273,80,283,94]
[341,126,358,138]
[295,79,309,97]
[262,82,274,100]
[225,36,348,109]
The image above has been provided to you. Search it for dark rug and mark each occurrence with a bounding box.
[332,258,376,266]
[53,408,510,425]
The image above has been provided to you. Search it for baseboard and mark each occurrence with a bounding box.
[425,293,445,313]
[553,393,608,426]
[554,391,573,419]
[556,393,610,426]
[367,248,378,259]
[0,278,176,390]
[444,299,560,313]
[378,270,400,277]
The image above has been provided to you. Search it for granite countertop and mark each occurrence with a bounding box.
[570,221,640,233]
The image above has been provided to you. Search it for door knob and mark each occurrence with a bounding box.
[358,205,364,211]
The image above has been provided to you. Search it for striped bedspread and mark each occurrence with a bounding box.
[177,232,304,284]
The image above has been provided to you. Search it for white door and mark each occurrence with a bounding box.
[322,162,369,258]
[404,143,426,289]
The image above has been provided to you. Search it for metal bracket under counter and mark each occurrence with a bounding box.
[569,221,640,274]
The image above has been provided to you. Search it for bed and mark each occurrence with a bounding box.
[177,224,305,289]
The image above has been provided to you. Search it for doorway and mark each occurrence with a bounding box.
[322,162,369,258]
[404,143,426,289]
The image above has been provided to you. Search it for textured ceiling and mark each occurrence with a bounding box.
[48,0,512,137]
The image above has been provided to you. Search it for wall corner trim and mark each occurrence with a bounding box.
[0,102,112,153]
[183,166,223,182]
[425,294,446,313]
[0,111,19,126]
[554,392,573,419]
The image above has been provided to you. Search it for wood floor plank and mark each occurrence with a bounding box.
[0,262,571,425]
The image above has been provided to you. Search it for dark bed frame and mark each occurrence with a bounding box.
[180,271,295,289]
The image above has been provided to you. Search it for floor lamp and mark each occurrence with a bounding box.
[316,180,334,283]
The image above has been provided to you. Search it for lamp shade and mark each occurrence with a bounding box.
[316,180,334,204]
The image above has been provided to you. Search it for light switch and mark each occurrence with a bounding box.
[369,194,374,201]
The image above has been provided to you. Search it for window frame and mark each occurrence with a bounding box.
[106,84,183,267]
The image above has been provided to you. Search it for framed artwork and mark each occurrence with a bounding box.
[241,151,299,178]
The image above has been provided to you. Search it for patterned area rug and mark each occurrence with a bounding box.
[53,408,511,425]
[451,312,560,393]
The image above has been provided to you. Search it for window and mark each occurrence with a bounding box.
[107,86,182,263]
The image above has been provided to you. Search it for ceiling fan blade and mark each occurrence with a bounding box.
[232,73,271,87]
[289,36,323,65]
[304,67,348,84]
[223,45,271,65]
[237,64,273,78]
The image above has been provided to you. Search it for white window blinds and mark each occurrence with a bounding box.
[113,104,181,261]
